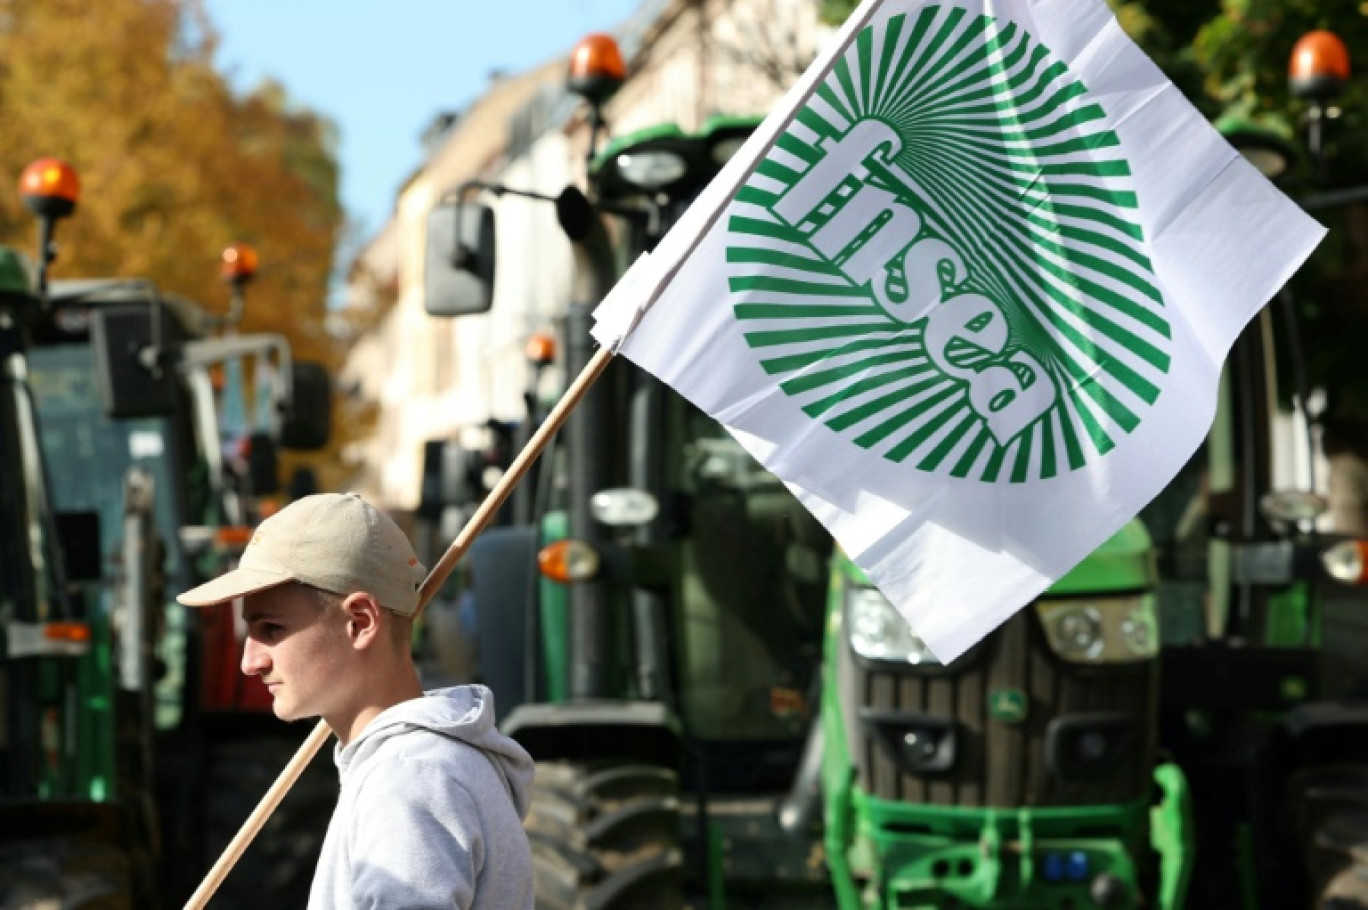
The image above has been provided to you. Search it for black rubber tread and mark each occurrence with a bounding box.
[0,838,135,909]
[1291,764,1368,909]
[583,798,680,850]
[583,850,685,910]
[528,761,684,910]
[533,764,677,803]
[1323,868,1368,910]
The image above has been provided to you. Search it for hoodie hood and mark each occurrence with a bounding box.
[335,684,534,818]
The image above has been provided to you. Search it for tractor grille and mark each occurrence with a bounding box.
[841,611,1157,808]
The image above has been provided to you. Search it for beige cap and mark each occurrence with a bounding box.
[178,492,428,614]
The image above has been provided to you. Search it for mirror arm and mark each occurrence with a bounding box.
[178,334,292,372]
[488,185,563,203]
[440,181,561,269]
[439,179,561,206]
[1298,184,1368,211]
[178,334,294,437]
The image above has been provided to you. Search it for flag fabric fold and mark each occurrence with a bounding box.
[591,0,1325,661]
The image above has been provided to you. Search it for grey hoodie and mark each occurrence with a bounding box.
[307,685,535,909]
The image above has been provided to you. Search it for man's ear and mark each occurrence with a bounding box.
[341,592,384,651]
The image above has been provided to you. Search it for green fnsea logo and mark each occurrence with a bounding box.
[727,5,1170,483]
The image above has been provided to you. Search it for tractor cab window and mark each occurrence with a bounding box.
[673,405,831,753]
[28,343,193,727]
[28,345,188,583]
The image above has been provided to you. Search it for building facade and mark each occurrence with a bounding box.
[341,0,830,515]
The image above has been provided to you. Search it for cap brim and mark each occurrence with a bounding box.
[177,566,294,607]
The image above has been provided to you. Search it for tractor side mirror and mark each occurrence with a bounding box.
[280,360,331,451]
[90,306,175,418]
[424,200,495,317]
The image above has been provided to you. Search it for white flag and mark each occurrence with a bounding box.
[591,0,1325,661]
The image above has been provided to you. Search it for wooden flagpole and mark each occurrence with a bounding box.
[183,346,615,910]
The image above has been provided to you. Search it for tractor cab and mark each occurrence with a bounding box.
[26,274,334,908]
[0,229,151,905]
[9,157,336,908]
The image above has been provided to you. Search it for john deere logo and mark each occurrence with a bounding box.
[726,5,1170,483]
[989,688,1028,725]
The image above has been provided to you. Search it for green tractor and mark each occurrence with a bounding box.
[427,113,839,908]
[26,269,336,908]
[0,238,155,906]
[4,158,336,908]
[783,144,1368,905]
[822,529,1188,908]
[420,32,1197,909]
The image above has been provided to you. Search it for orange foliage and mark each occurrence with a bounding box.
[0,0,354,483]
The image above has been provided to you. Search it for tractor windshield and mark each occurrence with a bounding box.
[27,342,196,727]
[28,344,189,582]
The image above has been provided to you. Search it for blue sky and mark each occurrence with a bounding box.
[203,1,643,238]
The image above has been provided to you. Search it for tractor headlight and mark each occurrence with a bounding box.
[590,487,659,527]
[846,585,939,666]
[1322,539,1368,585]
[1036,595,1159,664]
[614,150,688,191]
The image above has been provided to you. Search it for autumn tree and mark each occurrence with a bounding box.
[0,0,354,486]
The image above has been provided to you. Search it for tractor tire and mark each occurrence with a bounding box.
[525,761,684,910]
[202,735,337,910]
[0,839,135,909]
[1323,868,1368,910]
[1290,765,1368,909]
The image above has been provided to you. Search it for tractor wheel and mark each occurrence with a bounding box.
[1323,867,1368,910]
[1289,765,1368,909]
[202,735,337,910]
[0,839,136,909]
[525,761,684,910]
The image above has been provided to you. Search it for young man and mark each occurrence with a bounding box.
[178,492,535,909]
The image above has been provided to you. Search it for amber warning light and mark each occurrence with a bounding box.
[221,243,259,284]
[526,332,557,367]
[1289,30,1351,99]
[537,539,601,584]
[20,158,80,220]
[568,32,625,104]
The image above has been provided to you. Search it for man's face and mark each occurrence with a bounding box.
[240,584,350,722]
